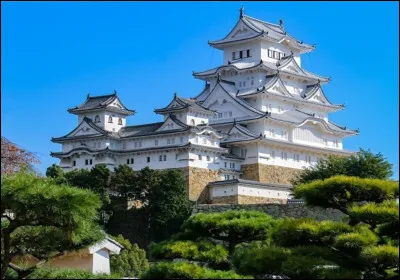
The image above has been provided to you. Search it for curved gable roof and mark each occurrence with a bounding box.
[51,117,111,143]
[68,93,135,115]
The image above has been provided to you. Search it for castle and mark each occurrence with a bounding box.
[51,8,358,204]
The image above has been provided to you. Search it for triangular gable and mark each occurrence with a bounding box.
[61,118,108,139]
[230,20,259,39]
[155,115,187,132]
[202,82,264,118]
[265,76,293,97]
[223,124,258,142]
[215,17,260,43]
[304,86,332,105]
[107,97,125,109]
[278,57,307,76]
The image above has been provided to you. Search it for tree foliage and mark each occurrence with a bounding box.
[1,137,40,175]
[26,267,119,279]
[288,175,399,278]
[1,171,104,279]
[141,262,252,279]
[292,149,393,185]
[109,234,149,278]
[182,210,277,254]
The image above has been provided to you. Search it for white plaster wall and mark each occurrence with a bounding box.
[223,41,261,65]
[103,112,126,132]
[186,111,210,126]
[92,249,110,275]
[260,41,293,64]
[210,184,292,199]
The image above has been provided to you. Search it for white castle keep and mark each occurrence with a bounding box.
[51,8,358,204]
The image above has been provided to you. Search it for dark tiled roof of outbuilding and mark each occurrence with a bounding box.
[68,93,135,115]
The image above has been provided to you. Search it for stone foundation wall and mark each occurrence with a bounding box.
[192,203,344,222]
[182,167,220,203]
[211,196,238,204]
[241,163,300,184]
[237,195,286,204]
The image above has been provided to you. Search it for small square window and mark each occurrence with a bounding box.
[163,155,167,161]
[232,52,236,60]
[131,158,134,164]
[155,139,158,146]
[147,157,150,163]
[239,50,243,58]
[89,159,92,165]
[246,49,250,57]
[73,160,76,166]
[127,159,130,164]
[85,159,88,165]
[224,162,227,168]
[206,156,210,161]
[159,155,163,161]
[198,155,202,160]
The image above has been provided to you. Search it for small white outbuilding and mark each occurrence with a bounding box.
[44,237,124,275]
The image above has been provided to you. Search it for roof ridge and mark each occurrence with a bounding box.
[243,15,285,32]
[87,93,116,99]
[124,122,164,128]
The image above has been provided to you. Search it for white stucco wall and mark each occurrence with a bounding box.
[92,249,110,275]
[210,183,292,200]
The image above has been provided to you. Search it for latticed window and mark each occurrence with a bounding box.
[108,116,113,123]
[118,118,122,125]
[94,115,100,123]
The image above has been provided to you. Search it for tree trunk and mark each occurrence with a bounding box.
[228,241,236,256]
[1,231,11,279]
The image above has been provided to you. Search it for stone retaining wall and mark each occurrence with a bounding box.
[192,203,344,222]
[240,163,300,184]
[182,167,220,203]
[237,195,286,204]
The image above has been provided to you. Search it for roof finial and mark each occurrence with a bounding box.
[113,89,117,95]
[87,93,90,99]
[233,118,237,125]
[279,19,284,27]
[174,92,177,98]
[239,6,244,18]
[217,73,221,82]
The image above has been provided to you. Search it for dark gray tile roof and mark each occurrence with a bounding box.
[68,93,135,115]
[208,14,314,52]
[51,117,112,142]
[154,94,215,114]
[51,142,228,158]
[193,58,330,84]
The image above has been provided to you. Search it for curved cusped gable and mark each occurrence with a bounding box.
[195,126,224,139]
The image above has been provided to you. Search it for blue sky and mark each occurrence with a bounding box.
[2,1,399,179]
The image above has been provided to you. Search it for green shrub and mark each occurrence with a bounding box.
[109,234,149,277]
[293,176,399,209]
[27,268,119,279]
[141,261,252,279]
[349,200,399,225]
[334,231,378,255]
[361,245,399,268]
[232,243,291,276]
[149,239,228,265]
[272,218,352,247]
[281,255,337,279]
